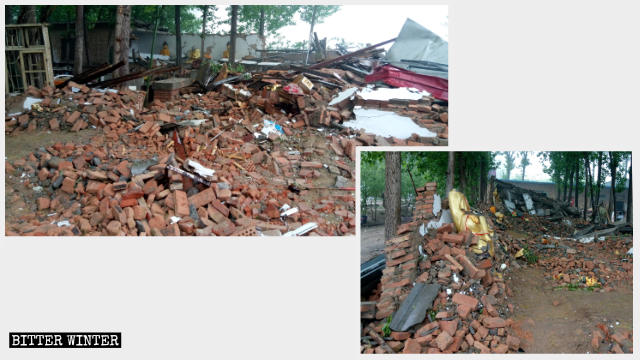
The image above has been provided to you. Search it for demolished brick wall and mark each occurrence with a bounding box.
[365,183,523,354]
[376,183,437,320]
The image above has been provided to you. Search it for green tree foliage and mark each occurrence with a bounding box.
[15,5,202,34]
[361,152,495,219]
[235,5,300,36]
[501,151,516,180]
[538,152,631,219]
[518,151,530,180]
[298,5,340,25]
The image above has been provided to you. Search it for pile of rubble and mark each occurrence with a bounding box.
[488,179,633,292]
[361,180,633,353]
[361,184,521,354]
[591,323,633,353]
[5,81,361,236]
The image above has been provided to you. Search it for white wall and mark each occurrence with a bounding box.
[131,30,265,61]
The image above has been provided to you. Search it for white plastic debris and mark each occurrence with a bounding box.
[446,288,452,296]
[280,204,291,212]
[71,86,81,93]
[177,119,207,127]
[32,186,43,192]
[357,87,431,101]
[504,199,516,213]
[452,273,460,283]
[328,87,358,105]
[95,88,118,93]
[418,245,425,257]
[523,193,535,215]
[283,222,318,236]
[23,97,43,110]
[186,159,215,179]
[419,223,427,236]
[427,209,453,230]
[280,207,299,217]
[170,216,181,224]
[627,247,633,255]
[56,220,71,227]
[580,236,595,244]
[343,107,437,139]
[433,193,442,216]
[500,263,507,271]
[260,119,284,137]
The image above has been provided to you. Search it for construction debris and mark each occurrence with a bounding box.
[5,80,359,236]
[361,181,632,354]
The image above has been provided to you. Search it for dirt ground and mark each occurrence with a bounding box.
[5,129,100,223]
[361,224,385,263]
[508,264,632,353]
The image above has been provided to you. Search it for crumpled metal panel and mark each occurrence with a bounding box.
[389,282,440,332]
[386,18,448,80]
[365,65,448,101]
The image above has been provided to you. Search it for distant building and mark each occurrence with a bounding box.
[503,179,629,213]
[46,22,265,68]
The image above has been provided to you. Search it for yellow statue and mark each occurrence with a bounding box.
[449,189,495,257]
[160,42,170,56]
[223,42,231,59]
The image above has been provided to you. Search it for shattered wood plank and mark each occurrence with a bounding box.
[308,38,396,70]
[91,65,179,88]
[365,325,395,354]
[57,61,125,88]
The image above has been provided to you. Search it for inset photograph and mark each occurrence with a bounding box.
[360,151,632,354]
[4,5,447,236]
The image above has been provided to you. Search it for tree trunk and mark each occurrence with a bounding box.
[446,152,455,194]
[259,7,266,39]
[201,5,208,59]
[567,166,574,204]
[305,6,318,65]
[626,156,632,224]
[83,9,90,67]
[114,5,131,79]
[39,5,57,23]
[175,5,182,66]
[384,152,401,241]
[574,161,579,210]
[609,152,618,221]
[18,5,37,24]
[562,164,569,201]
[229,5,238,65]
[592,152,603,222]
[583,155,589,219]
[459,154,467,196]
[74,6,84,75]
[586,154,594,220]
[480,154,488,204]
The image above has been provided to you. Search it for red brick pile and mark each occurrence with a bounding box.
[591,323,633,353]
[5,82,357,236]
[6,84,145,134]
[537,239,633,291]
[362,184,520,354]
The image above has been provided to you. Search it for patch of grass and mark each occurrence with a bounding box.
[522,246,538,264]
[427,309,437,322]
[382,316,392,337]
[553,283,602,292]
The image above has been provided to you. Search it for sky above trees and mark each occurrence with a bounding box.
[208,5,448,48]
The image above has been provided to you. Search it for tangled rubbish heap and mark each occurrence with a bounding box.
[4,74,379,236]
[361,181,632,353]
